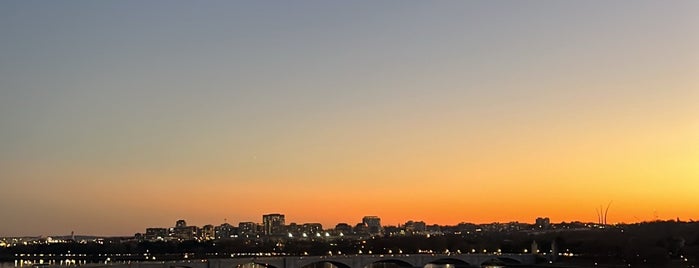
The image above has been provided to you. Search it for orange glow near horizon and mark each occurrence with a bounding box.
[1,1,698,236]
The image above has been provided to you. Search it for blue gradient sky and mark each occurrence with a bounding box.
[1,1,698,236]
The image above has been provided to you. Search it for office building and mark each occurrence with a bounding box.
[263,213,285,235]
[201,224,215,240]
[239,222,258,237]
[362,216,382,235]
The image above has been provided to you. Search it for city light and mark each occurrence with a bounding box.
[1,214,693,268]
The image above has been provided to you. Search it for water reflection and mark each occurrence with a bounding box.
[425,265,454,268]
[0,260,93,268]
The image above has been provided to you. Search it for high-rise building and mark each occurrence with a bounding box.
[334,223,353,235]
[362,216,382,235]
[263,213,285,235]
[171,219,196,240]
[238,222,258,237]
[301,223,323,236]
[174,227,197,240]
[215,223,236,239]
[176,219,187,228]
[201,224,215,240]
[144,228,168,241]
[354,223,368,235]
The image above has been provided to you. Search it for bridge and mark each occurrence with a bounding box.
[110,254,535,268]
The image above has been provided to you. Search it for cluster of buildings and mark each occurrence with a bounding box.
[0,216,605,246]
[140,215,385,241]
[138,215,575,242]
[0,235,116,248]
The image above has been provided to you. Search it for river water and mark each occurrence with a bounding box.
[0,260,105,268]
[1,262,507,268]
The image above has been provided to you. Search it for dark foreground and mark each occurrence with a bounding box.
[2,221,697,267]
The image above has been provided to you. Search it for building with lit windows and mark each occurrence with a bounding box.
[238,222,258,237]
[172,220,197,240]
[301,223,323,236]
[263,213,285,235]
[215,223,236,239]
[201,224,215,240]
[144,228,168,241]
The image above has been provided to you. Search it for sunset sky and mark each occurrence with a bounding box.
[1,1,698,236]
